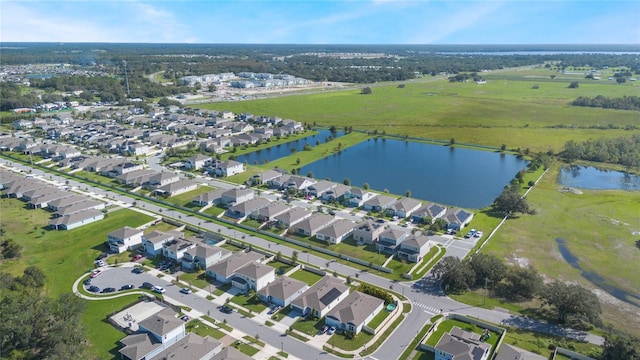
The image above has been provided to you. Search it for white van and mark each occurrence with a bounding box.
[152,286,166,294]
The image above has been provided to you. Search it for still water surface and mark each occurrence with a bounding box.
[557,166,640,191]
[300,138,528,209]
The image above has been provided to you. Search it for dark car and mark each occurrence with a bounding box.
[83,278,92,286]
[318,325,329,335]
[95,252,108,261]
[132,267,145,274]
[102,287,116,293]
[120,284,135,291]
[141,282,154,289]
[220,306,233,314]
[88,285,100,293]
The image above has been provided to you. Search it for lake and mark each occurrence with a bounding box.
[300,138,528,209]
[235,129,342,165]
[557,166,640,191]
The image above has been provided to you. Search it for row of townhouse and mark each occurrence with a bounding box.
[0,169,105,230]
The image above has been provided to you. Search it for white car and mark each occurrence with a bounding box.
[152,286,166,294]
[180,287,192,294]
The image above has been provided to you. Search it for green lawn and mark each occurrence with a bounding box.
[186,319,227,339]
[180,270,213,289]
[0,198,153,296]
[289,269,324,285]
[267,260,294,274]
[164,185,214,208]
[235,343,260,357]
[367,309,391,329]
[291,316,324,337]
[229,292,268,313]
[483,163,640,337]
[74,170,119,186]
[425,319,499,349]
[203,204,226,217]
[328,331,374,351]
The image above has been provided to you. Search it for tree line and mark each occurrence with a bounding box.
[560,135,640,170]
[570,95,640,111]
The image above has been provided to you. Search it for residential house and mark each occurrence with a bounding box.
[250,170,282,186]
[282,175,316,192]
[397,234,434,263]
[185,154,210,171]
[322,184,350,203]
[142,230,183,256]
[363,194,397,212]
[225,197,270,219]
[305,180,336,198]
[220,188,254,207]
[257,276,308,307]
[49,209,104,230]
[191,188,226,207]
[411,203,447,224]
[55,199,105,217]
[386,197,422,218]
[316,219,356,244]
[345,188,376,207]
[251,201,290,222]
[352,220,385,245]
[290,276,351,318]
[205,251,263,284]
[215,160,245,177]
[116,169,157,187]
[434,326,491,360]
[155,179,198,197]
[494,344,526,360]
[294,213,335,237]
[28,190,72,209]
[148,172,180,189]
[274,207,312,229]
[145,333,222,360]
[376,228,409,254]
[445,209,474,230]
[107,226,144,253]
[162,238,196,262]
[324,291,384,335]
[232,261,276,292]
[47,194,89,212]
[181,244,231,271]
[212,346,252,360]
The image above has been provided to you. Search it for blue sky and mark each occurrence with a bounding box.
[2,1,639,44]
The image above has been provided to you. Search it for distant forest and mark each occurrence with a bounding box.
[571,95,640,111]
[2,43,639,84]
[561,135,640,169]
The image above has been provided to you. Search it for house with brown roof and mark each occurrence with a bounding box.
[324,291,385,335]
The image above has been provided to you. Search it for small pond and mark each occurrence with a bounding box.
[557,165,640,191]
[235,129,343,165]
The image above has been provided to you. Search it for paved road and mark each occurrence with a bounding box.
[2,159,604,359]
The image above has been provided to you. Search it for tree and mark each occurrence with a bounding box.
[550,75,556,80]
[276,251,282,262]
[291,251,298,264]
[405,190,411,197]
[363,182,370,190]
[361,87,372,95]
[432,256,474,294]
[467,254,506,288]
[542,281,601,324]
[568,81,580,88]
[500,265,542,301]
[493,186,530,216]
[343,178,351,186]
[450,138,455,145]
[616,77,627,84]
[1,238,22,259]
[601,332,640,360]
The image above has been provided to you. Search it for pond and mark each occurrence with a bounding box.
[557,165,640,191]
[235,129,342,165]
[300,138,528,209]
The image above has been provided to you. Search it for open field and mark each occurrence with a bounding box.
[483,163,640,336]
[199,74,639,153]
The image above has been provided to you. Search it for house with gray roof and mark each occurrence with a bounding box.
[293,213,335,237]
[445,208,474,230]
[49,209,104,230]
[386,197,422,218]
[290,276,350,318]
[411,203,447,224]
[142,230,183,256]
[322,183,350,202]
[258,276,308,307]
[28,189,72,208]
[363,194,397,212]
[250,170,282,186]
[162,238,196,262]
[232,261,276,292]
[220,188,254,207]
[352,220,385,245]
[345,187,377,207]
[155,179,198,197]
[434,326,491,360]
[325,291,385,335]
[191,188,226,207]
[397,234,434,263]
[148,172,179,189]
[494,344,526,360]
[205,251,264,284]
[212,346,252,360]
[185,154,210,170]
[251,201,290,222]
[182,243,231,271]
[116,169,157,187]
[47,194,88,212]
[225,197,270,219]
[376,228,410,254]
[55,199,105,217]
[316,219,357,244]
[214,160,245,177]
[146,333,222,360]
[107,226,144,253]
[305,180,337,198]
[274,206,312,229]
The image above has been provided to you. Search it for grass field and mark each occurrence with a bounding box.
[163,185,214,208]
[199,74,640,153]
[483,163,640,336]
[289,269,324,285]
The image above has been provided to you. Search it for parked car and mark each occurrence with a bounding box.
[318,325,329,335]
[95,260,105,267]
[327,326,336,335]
[88,285,100,293]
[102,287,116,293]
[132,267,145,274]
[120,284,134,291]
[90,270,102,278]
[152,286,166,294]
[95,253,108,261]
[180,315,189,322]
[141,282,154,289]
[220,306,233,314]
[83,278,92,286]
[180,287,192,294]
[132,254,143,261]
